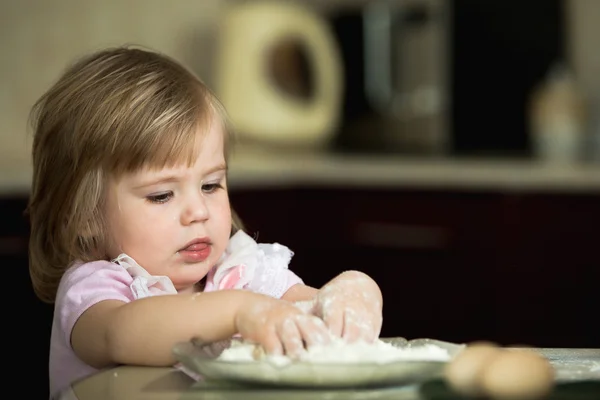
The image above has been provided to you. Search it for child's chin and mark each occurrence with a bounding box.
[173,272,209,293]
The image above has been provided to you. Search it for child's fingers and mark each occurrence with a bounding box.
[340,307,382,343]
[295,314,331,347]
[341,308,363,343]
[355,322,377,343]
[277,318,304,358]
[322,306,344,338]
[370,314,383,341]
[261,325,284,356]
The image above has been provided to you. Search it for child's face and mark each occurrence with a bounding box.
[104,119,232,292]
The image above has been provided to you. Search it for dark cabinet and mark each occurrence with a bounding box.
[2,196,53,398]
[230,186,600,348]
[491,194,600,347]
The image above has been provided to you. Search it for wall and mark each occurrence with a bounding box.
[1,0,599,181]
[567,0,600,96]
[0,0,223,180]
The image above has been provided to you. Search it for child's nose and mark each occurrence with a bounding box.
[181,192,209,225]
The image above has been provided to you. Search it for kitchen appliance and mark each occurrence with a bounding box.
[319,0,564,157]
[215,0,565,157]
[322,0,451,155]
[215,0,343,149]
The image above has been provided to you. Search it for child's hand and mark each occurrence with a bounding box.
[235,295,331,357]
[313,271,383,343]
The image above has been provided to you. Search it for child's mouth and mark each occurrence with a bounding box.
[179,240,211,262]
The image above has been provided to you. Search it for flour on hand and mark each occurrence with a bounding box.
[217,338,451,367]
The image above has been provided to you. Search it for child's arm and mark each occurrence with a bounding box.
[281,283,319,303]
[71,289,330,369]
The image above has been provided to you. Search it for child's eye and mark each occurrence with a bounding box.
[146,191,173,204]
[202,182,223,194]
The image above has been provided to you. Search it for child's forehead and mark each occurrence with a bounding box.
[119,154,217,179]
[109,113,226,177]
[114,133,227,182]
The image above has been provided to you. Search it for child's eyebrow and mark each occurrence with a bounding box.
[204,163,228,175]
[132,163,228,189]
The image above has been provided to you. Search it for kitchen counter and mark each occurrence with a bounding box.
[58,347,600,400]
[3,148,600,195]
[227,148,600,192]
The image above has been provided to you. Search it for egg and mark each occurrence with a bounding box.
[481,349,554,400]
[444,341,502,397]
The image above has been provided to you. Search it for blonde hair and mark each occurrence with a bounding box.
[27,46,242,304]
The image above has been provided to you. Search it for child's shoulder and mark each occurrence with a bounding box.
[63,259,126,280]
[57,259,134,298]
[52,260,136,347]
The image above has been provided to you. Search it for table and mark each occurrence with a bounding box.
[60,348,600,400]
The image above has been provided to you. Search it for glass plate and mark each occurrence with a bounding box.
[172,337,465,388]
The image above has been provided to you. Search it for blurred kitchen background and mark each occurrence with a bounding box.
[2,1,600,395]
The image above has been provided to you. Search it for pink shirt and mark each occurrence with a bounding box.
[49,231,303,398]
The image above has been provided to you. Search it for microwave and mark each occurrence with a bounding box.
[313,0,565,157]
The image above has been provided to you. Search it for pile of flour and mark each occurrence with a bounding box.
[217,338,451,366]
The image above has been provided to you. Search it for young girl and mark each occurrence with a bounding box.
[27,47,383,398]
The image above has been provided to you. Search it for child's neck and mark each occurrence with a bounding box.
[177,280,205,294]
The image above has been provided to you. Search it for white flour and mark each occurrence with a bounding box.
[217,338,451,366]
